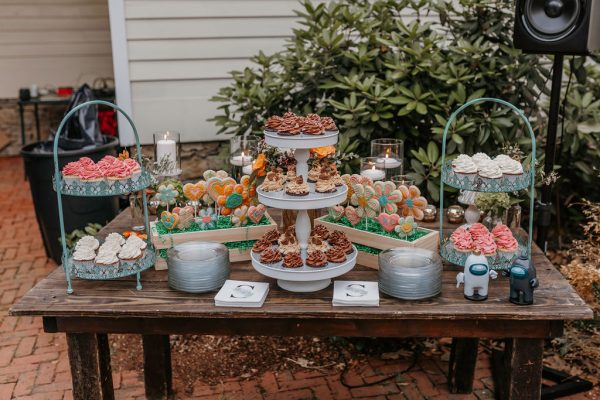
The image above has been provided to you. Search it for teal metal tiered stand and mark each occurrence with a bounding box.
[439,98,536,270]
[53,100,155,294]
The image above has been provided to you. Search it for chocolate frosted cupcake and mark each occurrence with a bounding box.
[306,250,328,268]
[320,116,338,133]
[308,235,329,253]
[329,230,348,243]
[260,248,282,264]
[285,176,309,196]
[252,239,271,254]
[311,225,330,240]
[277,119,301,136]
[265,115,284,132]
[262,229,280,244]
[283,253,303,269]
[303,119,324,136]
[330,238,353,254]
[326,247,347,263]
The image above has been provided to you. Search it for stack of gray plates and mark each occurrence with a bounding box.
[167,241,230,293]
[378,248,442,300]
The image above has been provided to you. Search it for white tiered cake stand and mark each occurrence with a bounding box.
[253,129,357,292]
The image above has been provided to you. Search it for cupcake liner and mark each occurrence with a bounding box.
[456,172,476,185]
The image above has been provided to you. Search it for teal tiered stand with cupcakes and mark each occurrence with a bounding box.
[438,98,536,270]
[53,100,156,294]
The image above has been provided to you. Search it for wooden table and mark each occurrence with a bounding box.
[10,211,593,400]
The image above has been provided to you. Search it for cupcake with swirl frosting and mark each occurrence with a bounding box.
[282,253,303,269]
[477,160,502,181]
[495,157,523,182]
[306,250,328,268]
[452,155,478,184]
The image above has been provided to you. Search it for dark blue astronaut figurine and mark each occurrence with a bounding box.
[506,255,539,305]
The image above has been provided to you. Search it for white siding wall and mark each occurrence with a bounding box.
[120,0,299,144]
[0,0,113,99]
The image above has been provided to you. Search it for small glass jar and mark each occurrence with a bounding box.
[360,157,386,181]
[153,131,181,176]
[371,138,403,178]
[230,135,258,178]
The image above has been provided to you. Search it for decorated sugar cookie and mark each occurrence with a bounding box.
[217,183,249,216]
[183,181,206,202]
[247,204,266,224]
[155,184,178,209]
[207,176,236,204]
[160,211,179,231]
[377,212,400,232]
[350,183,380,218]
[231,205,249,227]
[196,207,217,230]
[373,181,403,214]
[395,216,418,239]
[327,205,345,221]
[344,206,361,226]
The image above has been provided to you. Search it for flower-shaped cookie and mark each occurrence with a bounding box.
[373,181,403,214]
[196,207,217,230]
[239,175,256,205]
[350,183,380,218]
[342,174,373,203]
[395,216,418,239]
[217,183,249,216]
[231,205,249,227]
[155,184,178,207]
[397,185,428,221]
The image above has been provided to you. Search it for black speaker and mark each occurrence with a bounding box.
[514,0,600,54]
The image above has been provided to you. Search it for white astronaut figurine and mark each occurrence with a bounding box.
[456,250,498,301]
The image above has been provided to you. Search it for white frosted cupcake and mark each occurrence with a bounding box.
[98,240,121,255]
[472,152,491,168]
[72,247,96,271]
[451,154,472,167]
[493,154,513,164]
[118,244,143,270]
[104,232,125,246]
[95,251,120,274]
[75,235,100,251]
[477,160,503,181]
[126,235,147,250]
[496,158,524,182]
[452,156,478,184]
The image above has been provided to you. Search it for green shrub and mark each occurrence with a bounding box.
[210,0,600,239]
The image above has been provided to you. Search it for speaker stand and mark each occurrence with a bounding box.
[536,54,564,253]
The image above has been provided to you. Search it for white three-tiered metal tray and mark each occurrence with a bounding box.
[253,129,356,292]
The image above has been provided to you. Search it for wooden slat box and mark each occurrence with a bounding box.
[150,213,277,270]
[315,216,438,269]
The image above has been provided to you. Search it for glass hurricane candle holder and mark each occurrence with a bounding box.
[230,135,258,177]
[391,174,415,187]
[360,157,386,181]
[371,138,403,178]
[153,131,181,177]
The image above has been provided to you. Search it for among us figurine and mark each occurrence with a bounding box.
[456,250,498,301]
[505,255,538,305]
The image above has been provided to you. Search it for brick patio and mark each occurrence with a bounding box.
[0,156,590,400]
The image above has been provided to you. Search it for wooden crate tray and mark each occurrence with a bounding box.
[150,213,277,250]
[315,216,438,269]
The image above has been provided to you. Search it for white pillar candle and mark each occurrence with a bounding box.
[376,157,402,169]
[156,135,177,171]
[230,152,253,166]
[361,167,385,181]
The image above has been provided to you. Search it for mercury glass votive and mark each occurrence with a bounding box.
[422,204,437,222]
[446,205,465,224]
[360,157,386,181]
[371,138,403,178]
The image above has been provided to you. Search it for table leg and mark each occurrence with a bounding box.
[142,334,172,400]
[493,338,544,400]
[18,103,26,146]
[448,337,479,393]
[66,333,114,400]
[34,103,41,141]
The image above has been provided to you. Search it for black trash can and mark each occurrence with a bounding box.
[21,136,120,263]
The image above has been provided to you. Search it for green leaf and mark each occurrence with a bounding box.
[427,141,439,163]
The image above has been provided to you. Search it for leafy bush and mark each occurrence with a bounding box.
[210,0,600,238]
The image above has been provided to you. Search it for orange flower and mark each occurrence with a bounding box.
[311,145,336,159]
[252,153,267,177]
[118,149,130,160]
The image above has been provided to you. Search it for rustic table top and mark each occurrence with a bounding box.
[10,210,593,322]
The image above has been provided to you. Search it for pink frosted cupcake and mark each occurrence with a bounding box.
[106,160,132,187]
[492,224,518,259]
[468,223,489,240]
[61,161,81,184]
[450,226,474,253]
[79,162,103,183]
[474,233,497,256]
[123,158,142,181]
